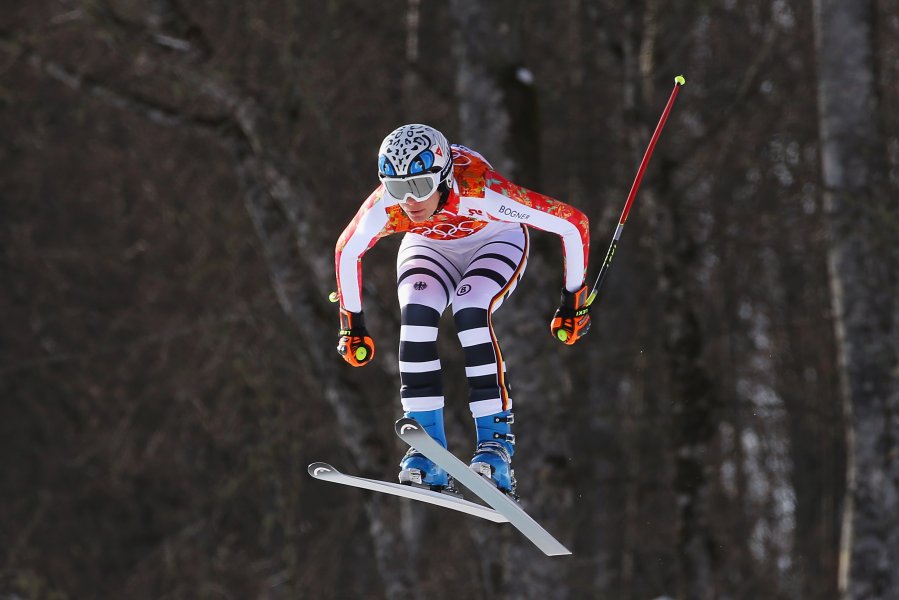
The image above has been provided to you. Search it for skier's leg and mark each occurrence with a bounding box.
[452,226,528,495]
[396,238,459,488]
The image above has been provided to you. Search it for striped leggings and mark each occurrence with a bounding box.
[396,222,529,418]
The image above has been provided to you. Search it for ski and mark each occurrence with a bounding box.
[307,462,509,524]
[395,418,572,556]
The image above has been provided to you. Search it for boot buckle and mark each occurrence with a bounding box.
[471,462,492,478]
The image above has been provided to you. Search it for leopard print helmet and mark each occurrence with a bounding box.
[377,124,454,193]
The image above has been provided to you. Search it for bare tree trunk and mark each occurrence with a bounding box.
[813,1,899,598]
[775,253,844,600]
[450,2,572,598]
[646,176,720,600]
[451,0,513,178]
[450,0,539,186]
[632,2,720,597]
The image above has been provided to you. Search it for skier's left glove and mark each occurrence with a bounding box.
[550,284,592,345]
[337,308,375,367]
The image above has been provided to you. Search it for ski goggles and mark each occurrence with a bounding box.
[379,171,441,202]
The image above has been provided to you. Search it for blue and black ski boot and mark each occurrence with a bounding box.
[398,408,455,492]
[470,410,517,498]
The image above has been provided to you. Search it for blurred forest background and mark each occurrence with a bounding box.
[1,1,897,599]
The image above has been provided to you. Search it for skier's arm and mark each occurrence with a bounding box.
[334,188,394,366]
[480,175,592,344]
[479,175,590,292]
[335,188,392,313]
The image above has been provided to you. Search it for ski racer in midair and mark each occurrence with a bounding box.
[334,124,592,497]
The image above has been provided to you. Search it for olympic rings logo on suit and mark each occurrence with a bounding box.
[411,220,479,239]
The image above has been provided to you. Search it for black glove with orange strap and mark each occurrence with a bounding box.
[550,284,592,345]
[337,308,375,367]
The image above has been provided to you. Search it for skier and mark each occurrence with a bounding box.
[334,124,592,497]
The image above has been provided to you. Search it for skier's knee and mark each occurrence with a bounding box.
[401,303,442,328]
[453,306,489,333]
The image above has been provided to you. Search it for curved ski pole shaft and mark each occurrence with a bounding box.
[588,75,686,305]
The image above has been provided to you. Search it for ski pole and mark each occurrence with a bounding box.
[587,75,686,306]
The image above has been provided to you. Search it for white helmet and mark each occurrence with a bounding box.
[377,124,453,201]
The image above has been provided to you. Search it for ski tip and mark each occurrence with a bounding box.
[308,462,338,478]
[674,74,686,86]
[395,417,422,436]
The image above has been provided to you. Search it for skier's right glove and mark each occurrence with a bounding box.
[550,284,592,345]
[337,308,375,367]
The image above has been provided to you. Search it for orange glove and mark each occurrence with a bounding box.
[337,308,375,366]
[550,284,592,345]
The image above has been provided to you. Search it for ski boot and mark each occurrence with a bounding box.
[398,408,457,493]
[470,410,517,498]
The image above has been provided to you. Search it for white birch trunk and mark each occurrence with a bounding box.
[813,1,899,598]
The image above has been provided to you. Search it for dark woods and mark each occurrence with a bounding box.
[2,1,897,599]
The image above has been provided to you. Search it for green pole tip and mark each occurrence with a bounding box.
[557,330,569,342]
[328,291,338,303]
[675,75,686,85]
